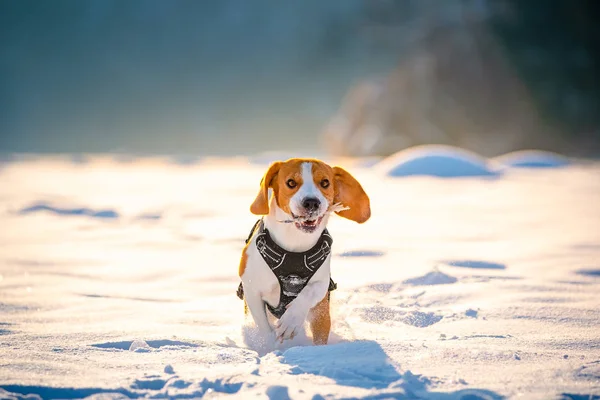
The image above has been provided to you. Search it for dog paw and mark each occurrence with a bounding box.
[275,304,307,342]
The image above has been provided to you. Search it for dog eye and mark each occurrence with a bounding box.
[320,179,330,189]
[286,179,297,189]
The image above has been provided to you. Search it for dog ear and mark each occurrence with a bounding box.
[250,161,282,215]
[332,166,371,223]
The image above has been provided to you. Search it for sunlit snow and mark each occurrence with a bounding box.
[0,150,599,399]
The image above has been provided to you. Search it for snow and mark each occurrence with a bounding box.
[0,151,599,399]
[465,309,478,318]
[375,145,497,177]
[376,146,576,178]
[338,250,385,258]
[402,270,458,286]
[163,365,175,375]
[19,203,120,219]
[493,150,571,169]
[128,340,151,352]
[441,260,506,270]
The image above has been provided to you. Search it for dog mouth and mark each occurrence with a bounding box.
[292,214,324,233]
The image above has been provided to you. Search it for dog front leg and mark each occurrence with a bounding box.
[243,285,273,334]
[308,294,331,345]
[275,278,328,341]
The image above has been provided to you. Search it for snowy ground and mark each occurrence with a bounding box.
[0,149,599,399]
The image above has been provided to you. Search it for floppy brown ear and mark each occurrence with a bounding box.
[250,161,282,215]
[333,166,371,223]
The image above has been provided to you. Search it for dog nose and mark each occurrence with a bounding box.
[302,197,320,212]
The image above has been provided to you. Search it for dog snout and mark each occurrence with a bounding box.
[302,197,320,213]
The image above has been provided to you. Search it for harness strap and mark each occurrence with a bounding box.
[237,219,337,316]
[245,219,262,244]
[236,278,336,300]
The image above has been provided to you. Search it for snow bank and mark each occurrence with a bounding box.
[403,270,458,286]
[129,339,151,352]
[375,145,497,178]
[374,146,573,177]
[493,150,571,168]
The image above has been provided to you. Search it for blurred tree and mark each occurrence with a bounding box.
[323,0,600,157]
[491,0,600,152]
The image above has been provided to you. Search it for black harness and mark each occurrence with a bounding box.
[236,219,337,318]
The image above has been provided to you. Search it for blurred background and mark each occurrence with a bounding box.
[1,0,599,157]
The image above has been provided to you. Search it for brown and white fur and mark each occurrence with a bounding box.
[239,158,370,346]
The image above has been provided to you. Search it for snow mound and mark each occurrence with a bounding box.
[129,340,151,352]
[403,270,458,286]
[493,150,570,168]
[376,145,497,178]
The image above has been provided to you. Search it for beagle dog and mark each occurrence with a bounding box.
[238,158,370,345]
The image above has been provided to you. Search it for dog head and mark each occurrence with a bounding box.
[250,158,370,233]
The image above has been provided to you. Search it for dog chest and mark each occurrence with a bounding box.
[242,242,281,308]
